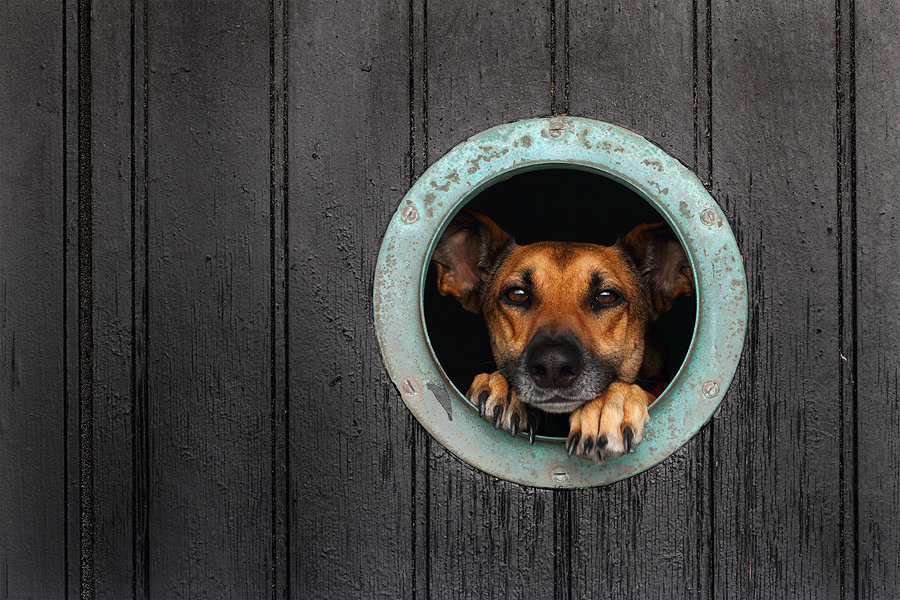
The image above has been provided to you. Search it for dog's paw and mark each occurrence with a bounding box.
[566,382,652,462]
[467,372,538,444]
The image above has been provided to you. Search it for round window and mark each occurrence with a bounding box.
[374,117,747,488]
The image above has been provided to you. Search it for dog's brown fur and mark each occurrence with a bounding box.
[432,209,693,462]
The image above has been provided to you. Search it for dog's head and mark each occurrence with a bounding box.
[432,209,694,413]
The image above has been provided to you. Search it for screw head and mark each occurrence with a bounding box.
[402,376,422,396]
[700,209,717,226]
[401,206,419,224]
[551,465,570,484]
[548,122,566,138]
[702,380,721,398]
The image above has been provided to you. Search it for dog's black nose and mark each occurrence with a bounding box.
[527,344,582,388]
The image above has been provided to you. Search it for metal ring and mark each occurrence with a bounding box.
[374,117,747,488]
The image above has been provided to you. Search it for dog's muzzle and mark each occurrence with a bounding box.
[508,331,617,414]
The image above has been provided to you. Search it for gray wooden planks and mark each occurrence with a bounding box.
[143,1,274,596]
[91,0,140,595]
[570,0,697,166]
[711,1,845,597]
[4,0,900,598]
[856,0,900,596]
[0,2,76,597]
[567,2,712,598]
[423,2,557,598]
[287,0,416,597]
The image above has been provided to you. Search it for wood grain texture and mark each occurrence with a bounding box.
[567,2,711,598]
[144,2,274,596]
[711,1,844,597]
[8,1,900,597]
[0,2,72,597]
[286,1,415,597]
[424,2,558,599]
[855,1,900,596]
[427,1,552,159]
[91,0,138,596]
[569,0,696,165]
[836,0,856,595]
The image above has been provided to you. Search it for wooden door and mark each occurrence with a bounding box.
[1,0,897,598]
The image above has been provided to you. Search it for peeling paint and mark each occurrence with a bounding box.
[642,158,664,172]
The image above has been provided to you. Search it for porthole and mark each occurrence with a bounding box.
[374,117,747,488]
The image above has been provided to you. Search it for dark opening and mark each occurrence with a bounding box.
[423,168,696,438]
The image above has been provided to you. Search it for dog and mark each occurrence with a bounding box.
[431,209,694,462]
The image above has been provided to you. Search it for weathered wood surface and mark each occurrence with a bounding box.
[287,0,416,598]
[856,0,900,596]
[2,0,899,598]
[0,2,79,597]
[424,3,557,599]
[711,2,847,597]
[92,0,140,594]
[568,2,712,598]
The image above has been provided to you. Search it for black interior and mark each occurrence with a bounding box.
[422,168,696,438]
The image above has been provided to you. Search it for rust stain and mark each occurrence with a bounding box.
[648,180,670,195]
[431,170,461,191]
[467,147,510,174]
[642,159,664,172]
[580,128,593,149]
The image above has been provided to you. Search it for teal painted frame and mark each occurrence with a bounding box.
[374,117,747,488]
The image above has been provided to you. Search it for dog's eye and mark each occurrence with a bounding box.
[505,287,529,304]
[592,290,621,309]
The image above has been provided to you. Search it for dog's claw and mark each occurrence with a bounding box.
[492,406,503,429]
[477,391,488,417]
[527,415,536,445]
[583,437,594,454]
[510,413,521,437]
[565,381,652,463]
[567,432,580,456]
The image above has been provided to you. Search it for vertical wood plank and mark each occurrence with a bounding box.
[67,0,85,595]
[132,2,151,595]
[836,0,856,596]
[286,1,415,597]
[0,1,71,597]
[427,2,553,157]
[269,0,290,597]
[711,1,843,597]
[855,1,900,597]
[424,3,558,599]
[409,6,430,598]
[145,2,274,596]
[569,0,696,164]
[567,2,711,598]
[551,0,570,115]
[91,0,138,596]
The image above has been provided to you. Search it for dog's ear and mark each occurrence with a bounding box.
[432,209,513,313]
[617,221,694,318]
